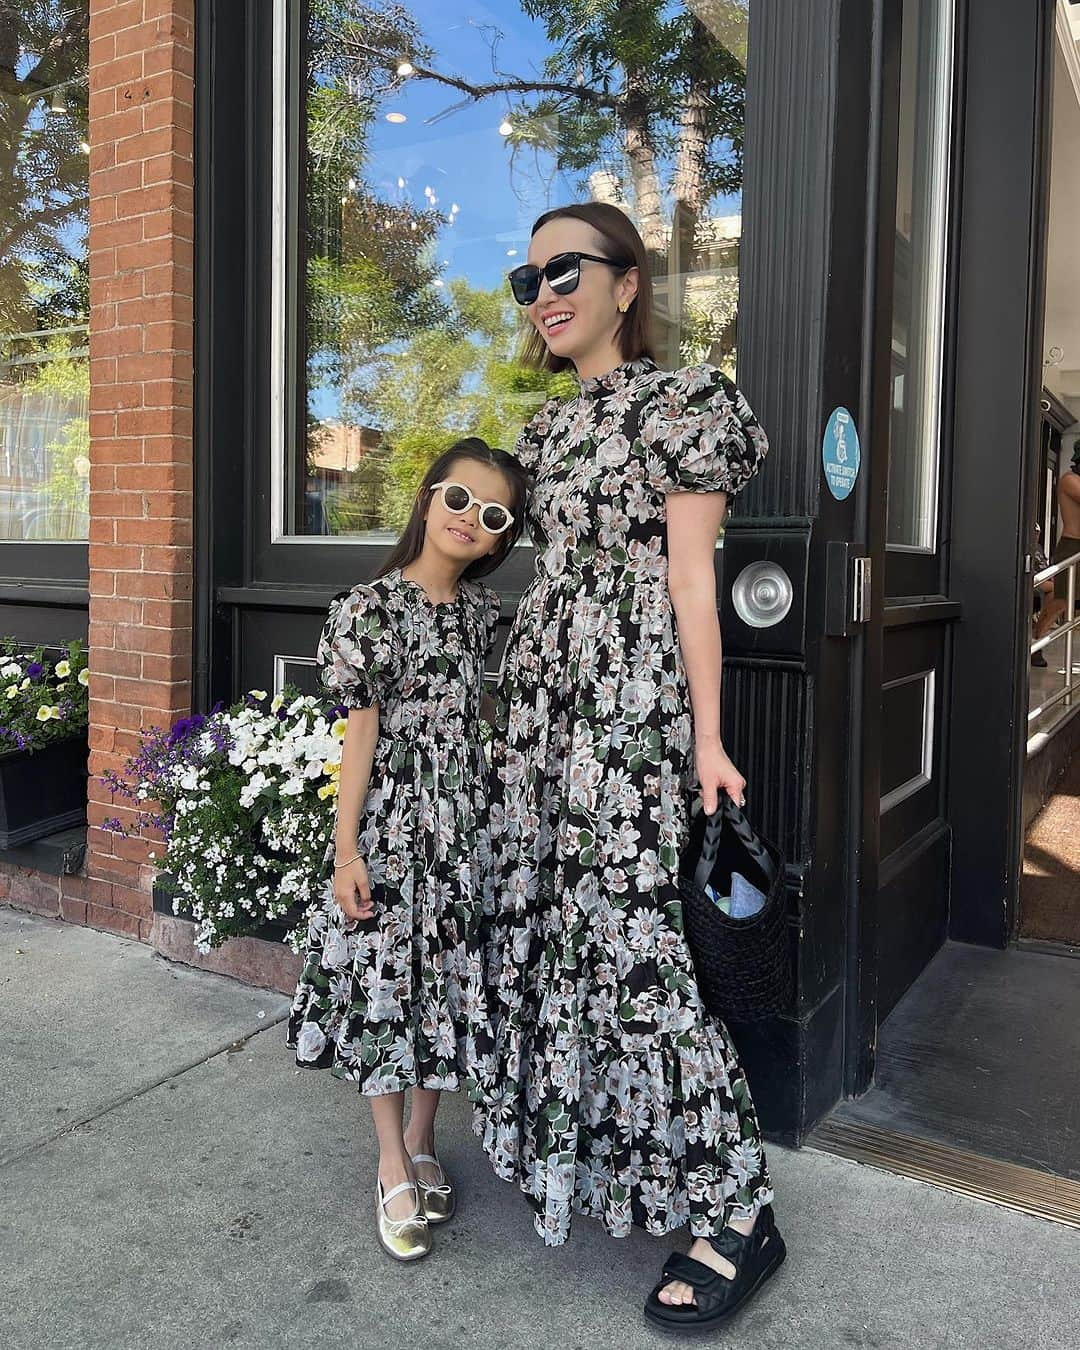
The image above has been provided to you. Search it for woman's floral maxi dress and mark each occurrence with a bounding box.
[288,568,500,1096]
[472,358,775,1245]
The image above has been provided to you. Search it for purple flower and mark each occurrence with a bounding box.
[168,717,193,746]
[102,817,124,833]
[25,662,43,680]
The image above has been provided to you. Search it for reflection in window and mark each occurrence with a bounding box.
[284,0,750,537]
[0,2,90,542]
[887,0,953,552]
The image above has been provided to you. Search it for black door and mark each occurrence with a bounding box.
[857,0,962,1039]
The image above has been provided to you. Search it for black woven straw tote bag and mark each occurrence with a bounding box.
[678,795,791,1021]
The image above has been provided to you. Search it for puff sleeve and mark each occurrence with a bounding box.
[316,584,401,709]
[641,364,768,497]
[513,394,562,475]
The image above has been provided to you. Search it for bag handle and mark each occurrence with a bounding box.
[693,793,778,893]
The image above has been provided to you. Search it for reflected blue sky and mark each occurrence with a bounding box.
[310,0,743,420]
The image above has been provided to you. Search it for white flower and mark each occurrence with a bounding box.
[78,668,89,687]
[1,662,21,678]
[295,1021,328,1061]
[54,660,71,678]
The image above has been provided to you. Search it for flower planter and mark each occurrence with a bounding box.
[152,872,304,944]
[0,734,88,849]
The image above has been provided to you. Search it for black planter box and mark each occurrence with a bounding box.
[0,734,89,849]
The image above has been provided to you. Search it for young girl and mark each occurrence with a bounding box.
[287,437,526,1262]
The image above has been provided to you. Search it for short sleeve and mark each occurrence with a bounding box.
[316,584,401,709]
[513,394,561,475]
[641,364,768,497]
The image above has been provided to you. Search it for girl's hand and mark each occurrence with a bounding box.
[696,735,746,816]
[334,856,373,921]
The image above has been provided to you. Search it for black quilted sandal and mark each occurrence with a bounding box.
[643,1205,786,1334]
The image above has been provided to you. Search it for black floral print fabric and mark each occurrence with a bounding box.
[288,568,500,1096]
[470,359,775,1245]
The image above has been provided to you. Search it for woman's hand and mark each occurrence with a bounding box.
[334,856,373,921]
[696,734,746,815]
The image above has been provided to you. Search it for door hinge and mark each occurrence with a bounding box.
[852,556,872,624]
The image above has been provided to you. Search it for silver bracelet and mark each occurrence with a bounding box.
[333,853,362,870]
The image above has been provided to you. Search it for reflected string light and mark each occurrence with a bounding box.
[348,177,356,191]
[506,249,517,257]
[79,140,90,155]
[397,176,405,189]
[498,119,513,136]
[397,60,415,77]
[386,112,407,124]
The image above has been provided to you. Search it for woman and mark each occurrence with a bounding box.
[472,202,784,1332]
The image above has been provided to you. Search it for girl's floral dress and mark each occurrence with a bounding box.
[472,357,775,1245]
[288,568,500,1097]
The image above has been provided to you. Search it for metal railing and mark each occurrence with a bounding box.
[1028,546,1080,753]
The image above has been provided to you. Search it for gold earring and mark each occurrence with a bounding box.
[617,299,630,313]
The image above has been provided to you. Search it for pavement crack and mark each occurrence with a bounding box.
[0,1010,290,1171]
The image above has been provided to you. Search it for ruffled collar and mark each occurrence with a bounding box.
[577,356,657,395]
[395,568,465,610]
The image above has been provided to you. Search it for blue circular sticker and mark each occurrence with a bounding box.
[822,406,860,501]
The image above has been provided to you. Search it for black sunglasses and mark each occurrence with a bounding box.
[508,251,630,306]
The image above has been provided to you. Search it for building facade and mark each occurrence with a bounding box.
[0,0,1075,1142]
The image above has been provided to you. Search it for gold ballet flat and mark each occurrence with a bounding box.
[375,1178,431,1261]
[411,1153,456,1224]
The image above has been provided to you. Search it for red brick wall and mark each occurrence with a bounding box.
[82,0,196,937]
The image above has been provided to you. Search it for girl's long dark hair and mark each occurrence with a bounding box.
[375,437,528,582]
[520,202,656,374]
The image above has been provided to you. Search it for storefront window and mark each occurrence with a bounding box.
[275,0,750,538]
[0,2,90,543]
[887,0,953,552]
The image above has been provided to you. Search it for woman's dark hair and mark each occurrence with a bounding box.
[375,437,528,582]
[520,202,656,374]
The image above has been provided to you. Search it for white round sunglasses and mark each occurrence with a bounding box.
[429,481,515,535]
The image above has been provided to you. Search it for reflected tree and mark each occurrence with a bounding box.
[0,1,88,337]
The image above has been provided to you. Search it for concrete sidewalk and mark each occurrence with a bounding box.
[2,906,1076,1350]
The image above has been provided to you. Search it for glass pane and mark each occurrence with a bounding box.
[285,0,750,537]
[887,0,953,552]
[0,2,90,542]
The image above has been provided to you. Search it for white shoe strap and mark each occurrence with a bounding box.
[380,1179,419,1208]
[411,1154,449,1194]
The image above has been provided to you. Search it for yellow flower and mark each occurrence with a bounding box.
[331,717,348,741]
[316,781,338,801]
[55,660,71,678]
[321,759,341,777]
[248,688,268,701]
[5,687,16,700]
[270,693,285,714]
[78,668,90,686]
[36,705,61,722]
[20,677,29,690]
